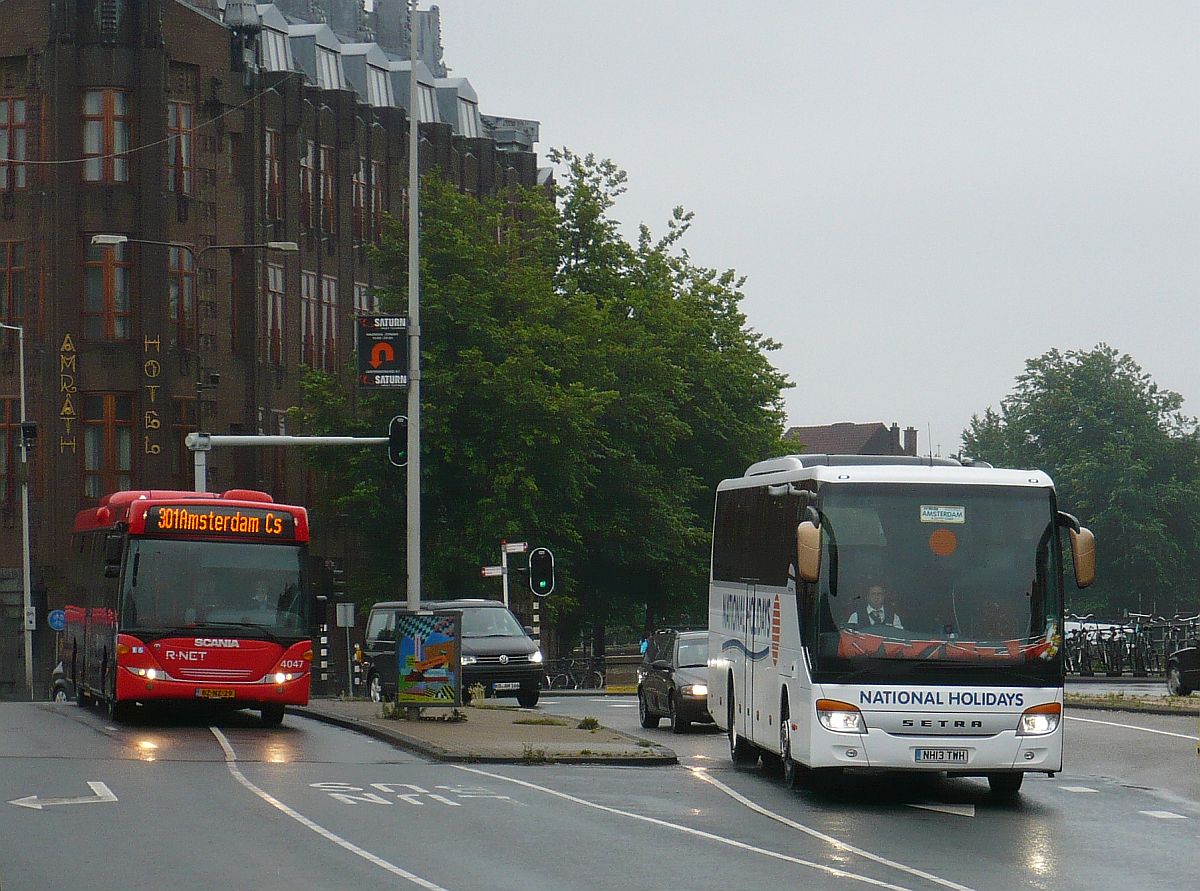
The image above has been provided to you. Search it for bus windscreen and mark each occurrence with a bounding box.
[120,539,307,637]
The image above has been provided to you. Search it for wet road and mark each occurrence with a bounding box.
[2,695,1198,890]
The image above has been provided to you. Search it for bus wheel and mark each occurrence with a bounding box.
[780,707,799,789]
[987,772,1024,799]
[728,690,756,765]
[75,682,88,708]
[106,697,128,723]
[261,704,286,726]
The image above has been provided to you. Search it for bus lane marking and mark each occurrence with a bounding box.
[9,781,117,810]
[690,768,976,891]
[1066,715,1199,741]
[210,728,448,891]
[455,764,918,890]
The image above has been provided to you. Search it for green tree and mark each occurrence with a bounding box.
[963,344,1200,616]
[295,153,791,651]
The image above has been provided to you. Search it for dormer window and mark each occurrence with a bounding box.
[317,48,342,90]
[458,99,479,138]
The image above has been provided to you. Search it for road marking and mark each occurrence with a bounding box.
[1059,786,1099,793]
[8,781,117,811]
[456,764,915,890]
[210,728,447,890]
[1140,811,1187,820]
[1066,715,1200,741]
[691,768,976,891]
[907,803,975,817]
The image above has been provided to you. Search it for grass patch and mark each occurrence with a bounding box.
[521,745,549,764]
[1065,692,1198,713]
[637,739,653,748]
[606,684,637,695]
[513,716,571,727]
[577,716,601,730]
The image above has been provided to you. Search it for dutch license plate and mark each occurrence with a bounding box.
[196,688,236,700]
[493,682,520,691]
[914,748,969,764]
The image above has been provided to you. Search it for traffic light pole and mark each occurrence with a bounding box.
[185,433,388,493]
[0,322,33,700]
[405,0,423,614]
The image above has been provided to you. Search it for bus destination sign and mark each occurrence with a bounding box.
[144,505,296,539]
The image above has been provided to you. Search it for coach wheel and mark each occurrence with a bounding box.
[987,772,1024,799]
[780,705,799,789]
[1167,663,1192,697]
[728,688,756,765]
[261,704,286,726]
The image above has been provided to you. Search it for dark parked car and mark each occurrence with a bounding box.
[362,599,543,708]
[638,629,713,732]
[1166,645,1199,696]
[49,662,74,703]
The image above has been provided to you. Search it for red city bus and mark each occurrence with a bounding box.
[65,489,313,725]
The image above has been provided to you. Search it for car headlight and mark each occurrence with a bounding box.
[530,650,543,664]
[681,684,708,697]
[460,655,477,666]
[1018,702,1061,735]
[816,699,865,733]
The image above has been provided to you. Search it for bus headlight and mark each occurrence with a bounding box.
[1018,702,1061,735]
[816,699,865,734]
[681,684,708,697]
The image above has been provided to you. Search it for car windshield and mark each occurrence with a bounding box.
[676,637,708,668]
[457,606,526,638]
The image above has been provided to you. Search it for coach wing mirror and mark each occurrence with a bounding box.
[796,507,822,584]
[1057,511,1095,589]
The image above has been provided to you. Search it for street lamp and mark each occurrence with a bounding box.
[0,321,33,700]
[90,235,300,490]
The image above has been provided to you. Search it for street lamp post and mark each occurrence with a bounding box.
[0,321,33,700]
[90,235,299,491]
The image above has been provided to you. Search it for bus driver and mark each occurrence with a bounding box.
[848,582,904,630]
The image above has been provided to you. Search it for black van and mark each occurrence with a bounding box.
[362,599,544,708]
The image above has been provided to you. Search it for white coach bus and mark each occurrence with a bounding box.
[708,454,1095,798]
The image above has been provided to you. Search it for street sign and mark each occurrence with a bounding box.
[47,609,66,632]
[23,607,35,631]
[356,315,409,388]
[502,541,528,554]
[481,566,503,578]
[335,602,356,628]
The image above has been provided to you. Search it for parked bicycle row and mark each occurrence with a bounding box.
[542,656,607,690]
[1064,613,1199,677]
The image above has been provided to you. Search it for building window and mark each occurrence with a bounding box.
[300,271,317,367]
[0,98,28,191]
[458,99,480,138]
[320,275,338,371]
[259,28,290,71]
[352,159,367,241]
[265,263,285,365]
[168,246,195,348]
[319,145,335,233]
[0,242,26,324]
[172,398,197,489]
[353,282,377,315]
[264,128,282,220]
[299,140,315,230]
[82,89,131,183]
[368,68,391,107]
[371,160,386,244]
[418,85,437,123]
[83,239,131,340]
[83,393,133,498]
[317,48,342,90]
[165,101,192,194]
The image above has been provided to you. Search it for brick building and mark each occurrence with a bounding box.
[784,422,919,457]
[0,0,543,696]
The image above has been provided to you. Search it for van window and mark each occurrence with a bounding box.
[366,609,396,642]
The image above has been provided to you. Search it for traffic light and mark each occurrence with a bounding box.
[528,547,555,597]
[388,415,408,467]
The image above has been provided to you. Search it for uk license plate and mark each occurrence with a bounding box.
[493,682,520,691]
[196,688,236,700]
[915,748,968,764]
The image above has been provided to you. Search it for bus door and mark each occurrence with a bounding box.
[740,579,758,745]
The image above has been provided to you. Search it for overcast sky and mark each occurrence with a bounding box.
[426,1,1199,457]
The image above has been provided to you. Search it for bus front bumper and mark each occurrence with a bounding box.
[116,671,311,706]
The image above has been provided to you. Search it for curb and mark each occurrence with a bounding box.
[1064,696,1199,718]
[289,705,678,766]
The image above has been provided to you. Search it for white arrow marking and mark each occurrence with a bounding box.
[907,802,976,817]
[9,781,117,810]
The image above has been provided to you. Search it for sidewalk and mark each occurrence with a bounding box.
[292,698,677,765]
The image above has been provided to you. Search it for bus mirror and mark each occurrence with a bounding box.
[104,534,123,567]
[797,520,821,584]
[104,564,121,579]
[1069,526,1095,588]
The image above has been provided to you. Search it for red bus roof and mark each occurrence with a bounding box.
[73,489,309,542]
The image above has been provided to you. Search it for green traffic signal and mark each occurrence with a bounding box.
[388,415,408,467]
[528,547,555,597]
